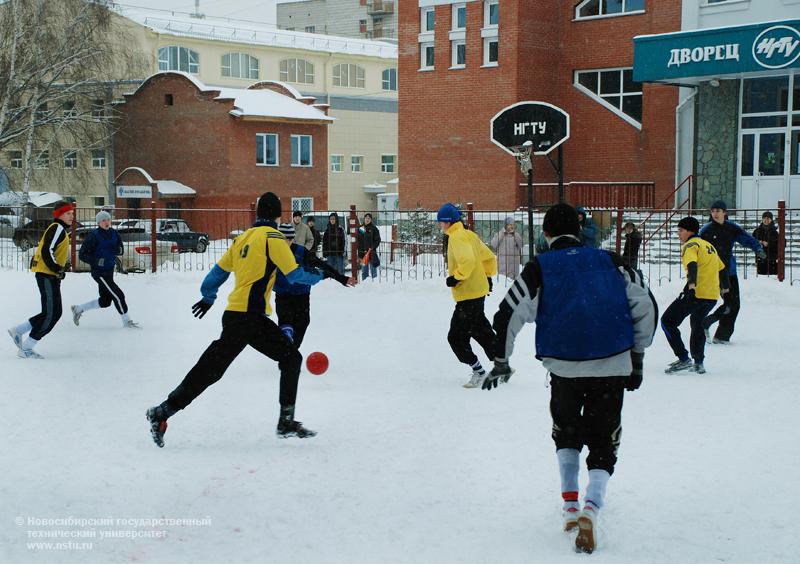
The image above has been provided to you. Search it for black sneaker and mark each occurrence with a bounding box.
[689,363,706,374]
[664,359,692,373]
[146,407,169,448]
[276,419,317,439]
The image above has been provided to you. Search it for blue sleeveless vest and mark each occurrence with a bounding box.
[535,247,633,361]
[275,244,311,296]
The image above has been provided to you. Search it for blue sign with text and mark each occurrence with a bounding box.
[633,20,800,82]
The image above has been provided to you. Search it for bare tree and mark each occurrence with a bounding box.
[0,0,148,200]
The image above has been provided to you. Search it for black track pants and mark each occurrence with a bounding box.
[93,271,128,314]
[549,375,626,475]
[447,296,495,366]
[29,273,62,341]
[704,275,740,341]
[275,293,311,348]
[662,294,716,363]
[167,311,302,411]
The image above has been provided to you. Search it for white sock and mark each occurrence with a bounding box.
[14,321,32,335]
[22,336,39,351]
[121,313,131,325]
[585,468,611,510]
[78,299,100,312]
[557,448,580,509]
[470,361,485,375]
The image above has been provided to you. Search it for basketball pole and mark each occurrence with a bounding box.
[526,164,534,259]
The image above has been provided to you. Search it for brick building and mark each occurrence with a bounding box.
[114,72,333,234]
[399,0,682,210]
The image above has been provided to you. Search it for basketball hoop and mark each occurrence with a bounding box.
[513,141,533,175]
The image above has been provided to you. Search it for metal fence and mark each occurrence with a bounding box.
[1,202,798,287]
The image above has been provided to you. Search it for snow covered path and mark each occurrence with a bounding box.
[1,270,798,563]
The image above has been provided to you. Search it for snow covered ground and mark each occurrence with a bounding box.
[1,270,798,563]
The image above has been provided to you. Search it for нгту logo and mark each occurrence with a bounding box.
[752,25,800,69]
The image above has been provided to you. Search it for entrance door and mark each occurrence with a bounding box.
[791,128,800,209]
[739,130,787,209]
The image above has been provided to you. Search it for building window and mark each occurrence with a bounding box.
[452,40,466,68]
[93,197,105,208]
[332,64,365,88]
[62,101,77,118]
[63,150,77,169]
[280,58,315,84]
[256,133,279,166]
[92,99,105,120]
[421,43,435,70]
[330,155,343,172]
[485,0,499,26]
[351,155,363,173]
[158,45,199,74]
[452,3,466,30]
[576,0,645,19]
[292,197,313,213]
[484,38,499,66]
[305,25,315,33]
[165,94,174,106]
[35,103,49,120]
[359,19,367,33]
[381,154,396,173]
[35,150,49,169]
[9,150,22,169]
[221,52,259,79]
[575,68,643,127]
[421,7,435,32]
[291,135,312,167]
[91,149,106,169]
[382,68,397,91]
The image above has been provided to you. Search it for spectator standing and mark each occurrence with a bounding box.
[292,211,315,251]
[357,213,381,280]
[322,212,346,275]
[577,207,599,248]
[752,211,778,275]
[622,222,642,269]
[490,217,522,280]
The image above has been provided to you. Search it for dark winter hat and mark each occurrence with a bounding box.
[677,216,700,233]
[293,210,302,218]
[52,201,75,219]
[328,212,338,219]
[436,203,461,223]
[762,211,774,219]
[257,192,282,219]
[364,212,373,220]
[542,204,580,237]
[710,199,727,211]
[278,222,296,239]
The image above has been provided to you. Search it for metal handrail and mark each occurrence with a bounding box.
[641,175,693,246]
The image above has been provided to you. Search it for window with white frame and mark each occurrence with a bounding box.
[351,155,363,173]
[256,133,279,166]
[382,68,397,91]
[222,52,259,79]
[305,25,316,33]
[63,150,77,169]
[158,46,199,73]
[575,68,643,127]
[333,64,365,88]
[576,0,645,19]
[35,150,49,169]
[484,38,499,66]
[62,101,77,118]
[291,135,312,167]
[452,40,466,68]
[330,155,343,172]
[91,149,106,169]
[484,0,499,26]
[280,59,315,84]
[9,150,22,169]
[93,197,105,208]
[381,154,396,173]
[421,7,435,32]
[292,197,313,213]
[421,43,435,70]
[452,3,467,30]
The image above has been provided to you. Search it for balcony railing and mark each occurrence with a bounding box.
[365,27,396,40]
[367,1,394,16]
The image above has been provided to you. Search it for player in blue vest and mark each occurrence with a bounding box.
[274,222,354,348]
[71,211,140,328]
[485,204,657,554]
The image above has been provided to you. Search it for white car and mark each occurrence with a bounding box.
[73,227,178,273]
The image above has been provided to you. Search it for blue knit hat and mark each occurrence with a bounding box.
[710,199,727,211]
[436,203,461,223]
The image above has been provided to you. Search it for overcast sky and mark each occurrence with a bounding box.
[115,0,293,25]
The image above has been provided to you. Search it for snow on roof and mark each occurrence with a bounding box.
[0,191,64,207]
[115,6,397,60]
[156,180,196,196]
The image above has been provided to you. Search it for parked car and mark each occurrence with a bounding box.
[0,217,15,238]
[116,219,209,253]
[13,219,85,251]
[0,206,27,229]
[73,226,178,273]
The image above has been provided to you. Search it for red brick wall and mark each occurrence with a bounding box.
[399,0,681,210]
[114,73,328,235]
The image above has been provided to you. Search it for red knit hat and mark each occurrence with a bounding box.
[52,201,75,219]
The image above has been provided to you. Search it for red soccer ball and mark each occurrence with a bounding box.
[306,352,329,375]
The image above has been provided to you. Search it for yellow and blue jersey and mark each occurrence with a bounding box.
[681,236,725,300]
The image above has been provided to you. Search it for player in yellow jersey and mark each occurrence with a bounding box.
[8,201,75,359]
[146,192,324,447]
[661,217,728,375]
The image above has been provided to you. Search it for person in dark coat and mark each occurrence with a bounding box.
[322,212,346,275]
[622,222,642,270]
[357,213,381,280]
[306,217,321,257]
[71,210,140,329]
[752,211,778,275]
[577,207,599,248]
[700,200,765,344]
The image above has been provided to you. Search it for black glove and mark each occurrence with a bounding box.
[627,351,644,391]
[446,276,459,288]
[483,360,512,390]
[756,250,767,260]
[191,299,213,319]
[683,287,696,301]
[332,272,350,286]
[56,269,67,280]
[487,277,493,293]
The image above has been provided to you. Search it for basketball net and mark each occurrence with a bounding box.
[514,144,533,176]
